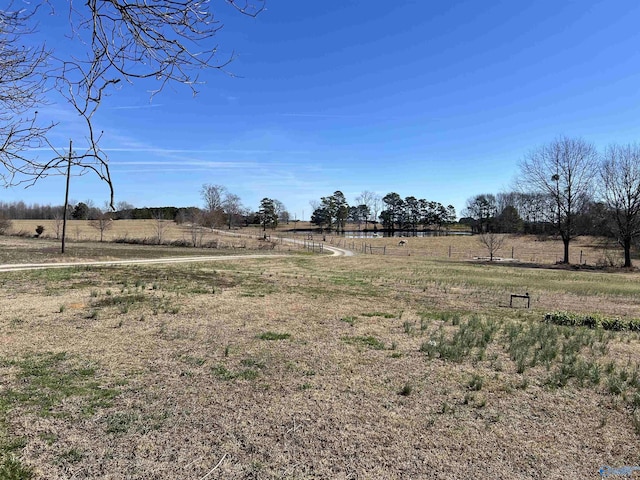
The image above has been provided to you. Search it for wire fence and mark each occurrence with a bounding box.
[227,228,627,266]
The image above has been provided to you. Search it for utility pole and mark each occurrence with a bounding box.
[61,139,72,254]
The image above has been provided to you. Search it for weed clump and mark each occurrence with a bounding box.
[258,332,291,341]
[421,316,497,362]
[342,335,385,350]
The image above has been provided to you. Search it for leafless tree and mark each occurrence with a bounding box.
[356,190,380,229]
[115,201,134,219]
[187,209,205,247]
[462,194,497,233]
[272,199,288,224]
[53,210,63,239]
[518,136,598,263]
[223,193,243,229]
[152,210,169,245]
[371,193,383,227]
[600,144,640,268]
[0,5,52,187]
[2,1,264,204]
[201,183,227,228]
[478,232,505,261]
[88,211,114,242]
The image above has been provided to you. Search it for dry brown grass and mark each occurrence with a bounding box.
[10,219,268,245]
[1,237,640,478]
[317,232,625,266]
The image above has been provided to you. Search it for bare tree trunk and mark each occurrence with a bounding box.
[563,237,570,264]
[624,237,632,268]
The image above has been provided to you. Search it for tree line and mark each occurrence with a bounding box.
[461,136,640,267]
[0,184,290,231]
[310,190,456,233]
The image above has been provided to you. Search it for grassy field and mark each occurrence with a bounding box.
[0,232,639,478]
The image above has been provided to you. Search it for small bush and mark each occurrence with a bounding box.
[0,216,12,235]
[468,374,484,391]
[398,383,413,396]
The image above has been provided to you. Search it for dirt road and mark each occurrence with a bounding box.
[0,240,353,272]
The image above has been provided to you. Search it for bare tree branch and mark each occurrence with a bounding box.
[0,3,53,186]
[0,1,265,206]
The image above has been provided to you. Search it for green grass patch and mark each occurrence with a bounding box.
[0,352,121,474]
[211,363,262,381]
[0,454,33,479]
[258,331,291,341]
[91,293,147,308]
[341,335,386,350]
[361,312,395,319]
[341,316,357,325]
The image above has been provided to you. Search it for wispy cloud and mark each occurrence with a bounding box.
[280,113,363,118]
[27,146,311,155]
[109,104,164,110]
[113,160,262,168]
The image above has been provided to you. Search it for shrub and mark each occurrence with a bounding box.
[398,383,413,396]
[0,215,12,235]
[545,311,640,332]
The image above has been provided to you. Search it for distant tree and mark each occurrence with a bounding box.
[495,205,523,233]
[355,191,380,230]
[463,194,497,233]
[405,196,420,231]
[310,206,331,230]
[72,202,89,220]
[348,204,370,230]
[518,136,598,263]
[371,194,383,229]
[381,192,404,232]
[600,143,640,267]
[515,192,554,235]
[223,192,243,230]
[151,209,169,244]
[88,211,114,242]
[258,198,278,231]
[446,205,457,227]
[52,209,64,239]
[433,202,453,231]
[273,199,290,225]
[315,191,348,232]
[201,183,226,228]
[478,232,505,261]
[333,191,349,233]
[574,201,611,237]
[186,208,205,247]
[84,199,101,220]
[115,201,135,219]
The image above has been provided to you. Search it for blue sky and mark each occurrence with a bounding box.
[6,1,640,219]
